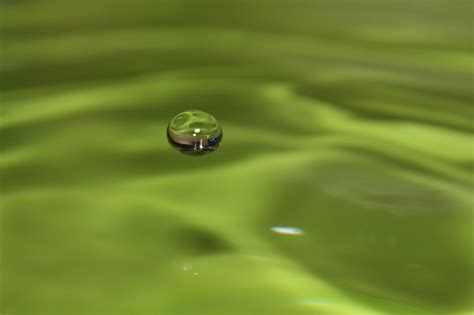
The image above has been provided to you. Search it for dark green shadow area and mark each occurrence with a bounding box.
[2,198,232,315]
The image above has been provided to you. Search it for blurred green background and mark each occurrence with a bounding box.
[1,0,473,314]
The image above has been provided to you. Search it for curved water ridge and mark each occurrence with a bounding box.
[1,1,473,315]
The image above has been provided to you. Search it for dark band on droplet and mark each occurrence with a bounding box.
[167,130,222,156]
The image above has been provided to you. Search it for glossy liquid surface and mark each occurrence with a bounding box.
[1,1,472,315]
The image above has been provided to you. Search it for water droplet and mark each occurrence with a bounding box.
[167,110,223,156]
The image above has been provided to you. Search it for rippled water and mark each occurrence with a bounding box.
[1,1,473,314]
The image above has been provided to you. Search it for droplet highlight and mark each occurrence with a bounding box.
[167,110,223,156]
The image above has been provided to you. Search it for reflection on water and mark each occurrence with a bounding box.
[264,162,472,312]
[271,226,304,236]
[1,0,473,314]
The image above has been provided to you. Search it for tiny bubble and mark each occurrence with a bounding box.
[182,264,192,271]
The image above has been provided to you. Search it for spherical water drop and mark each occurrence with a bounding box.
[167,110,223,156]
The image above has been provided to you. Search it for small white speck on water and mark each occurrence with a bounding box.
[271,226,304,236]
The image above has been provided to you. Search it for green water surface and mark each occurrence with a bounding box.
[1,1,473,314]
